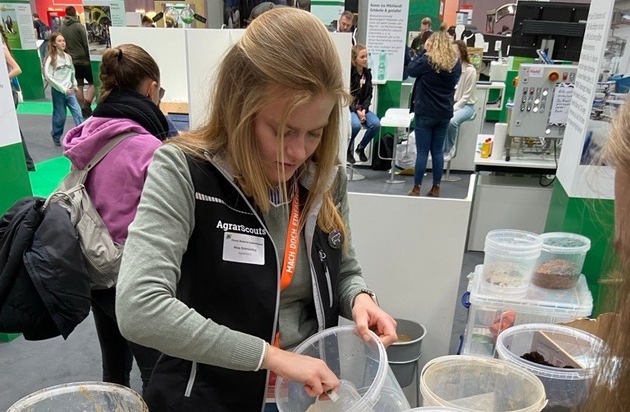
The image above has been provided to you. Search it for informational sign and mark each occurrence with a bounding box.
[0,46,21,147]
[557,0,615,199]
[366,0,409,81]
[0,2,36,50]
[549,84,574,125]
[84,0,125,58]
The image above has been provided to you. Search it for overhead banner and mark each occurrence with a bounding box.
[366,0,409,81]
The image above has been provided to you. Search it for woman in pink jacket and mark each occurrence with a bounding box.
[63,43,174,393]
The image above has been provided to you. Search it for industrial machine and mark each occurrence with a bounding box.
[507,64,578,161]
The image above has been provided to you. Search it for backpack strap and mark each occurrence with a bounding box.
[83,131,137,173]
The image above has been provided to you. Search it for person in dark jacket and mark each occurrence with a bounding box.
[115,8,397,412]
[348,44,380,164]
[60,6,94,118]
[407,30,461,197]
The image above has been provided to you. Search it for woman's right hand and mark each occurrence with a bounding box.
[66,88,75,95]
[264,344,340,397]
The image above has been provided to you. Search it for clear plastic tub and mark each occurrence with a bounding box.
[7,382,148,411]
[461,265,593,357]
[532,233,591,290]
[420,355,547,411]
[275,325,410,412]
[496,323,605,409]
[482,230,543,297]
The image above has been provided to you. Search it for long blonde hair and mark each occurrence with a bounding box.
[171,8,349,239]
[426,31,457,73]
[577,100,630,411]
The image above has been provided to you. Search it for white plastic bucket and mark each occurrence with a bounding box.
[275,325,410,412]
[496,323,604,409]
[420,355,547,411]
[7,382,148,411]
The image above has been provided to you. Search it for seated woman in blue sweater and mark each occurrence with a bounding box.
[348,44,380,164]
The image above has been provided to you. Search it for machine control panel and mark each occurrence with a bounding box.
[509,64,578,139]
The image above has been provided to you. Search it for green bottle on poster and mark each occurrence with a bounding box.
[378,50,386,81]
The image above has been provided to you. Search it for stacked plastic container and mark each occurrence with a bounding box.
[461,264,593,357]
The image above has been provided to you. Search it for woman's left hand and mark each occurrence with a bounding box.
[351,293,398,347]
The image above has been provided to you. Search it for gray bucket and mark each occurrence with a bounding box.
[387,319,426,388]
[387,319,426,362]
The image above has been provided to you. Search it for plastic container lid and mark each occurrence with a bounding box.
[484,230,543,259]
[540,232,591,254]
[495,323,605,380]
[469,265,593,317]
[7,382,148,411]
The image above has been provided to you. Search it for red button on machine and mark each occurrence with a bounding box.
[548,71,560,82]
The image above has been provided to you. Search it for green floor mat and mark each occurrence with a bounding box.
[17,101,53,116]
[29,156,70,197]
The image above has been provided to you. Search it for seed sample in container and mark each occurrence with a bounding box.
[532,233,591,290]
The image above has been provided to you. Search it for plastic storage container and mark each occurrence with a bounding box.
[532,232,591,290]
[387,319,426,387]
[482,230,543,297]
[420,355,547,411]
[275,325,410,412]
[7,382,148,411]
[496,323,605,410]
[461,265,593,357]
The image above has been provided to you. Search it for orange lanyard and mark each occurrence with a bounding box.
[280,188,300,291]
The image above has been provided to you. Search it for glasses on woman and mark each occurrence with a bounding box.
[159,87,166,100]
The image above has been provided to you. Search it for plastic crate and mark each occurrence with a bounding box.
[461,265,593,357]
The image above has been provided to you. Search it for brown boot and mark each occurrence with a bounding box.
[427,184,440,197]
[408,185,421,196]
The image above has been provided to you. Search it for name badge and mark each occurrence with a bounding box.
[222,232,265,265]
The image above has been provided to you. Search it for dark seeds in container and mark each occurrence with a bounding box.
[532,259,579,289]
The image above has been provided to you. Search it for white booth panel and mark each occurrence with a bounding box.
[347,176,475,374]
[467,174,553,251]
[186,29,244,128]
[109,27,188,104]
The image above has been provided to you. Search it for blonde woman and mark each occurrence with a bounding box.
[407,30,461,197]
[116,8,397,412]
[578,99,630,411]
[445,40,478,158]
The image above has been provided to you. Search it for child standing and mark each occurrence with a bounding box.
[44,32,83,146]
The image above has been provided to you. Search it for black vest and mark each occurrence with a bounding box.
[144,156,342,412]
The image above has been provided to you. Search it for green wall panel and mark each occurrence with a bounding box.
[12,50,44,100]
[408,0,440,33]
[0,143,32,215]
[91,60,101,101]
[545,181,616,315]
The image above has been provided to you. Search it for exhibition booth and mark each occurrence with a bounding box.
[0,0,626,409]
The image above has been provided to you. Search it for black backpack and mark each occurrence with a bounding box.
[371,132,394,171]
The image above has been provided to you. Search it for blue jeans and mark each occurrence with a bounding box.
[264,404,279,412]
[414,116,450,185]
[349,110,380,150]
[445,104,475,155]
[51,88,84,144]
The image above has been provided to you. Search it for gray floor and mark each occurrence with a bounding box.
[0,111,486,410]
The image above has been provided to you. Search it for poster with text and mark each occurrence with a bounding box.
[366,0,409,81]
[0,43,21,147]
[556,0,616,199]
[0,2,36,50]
